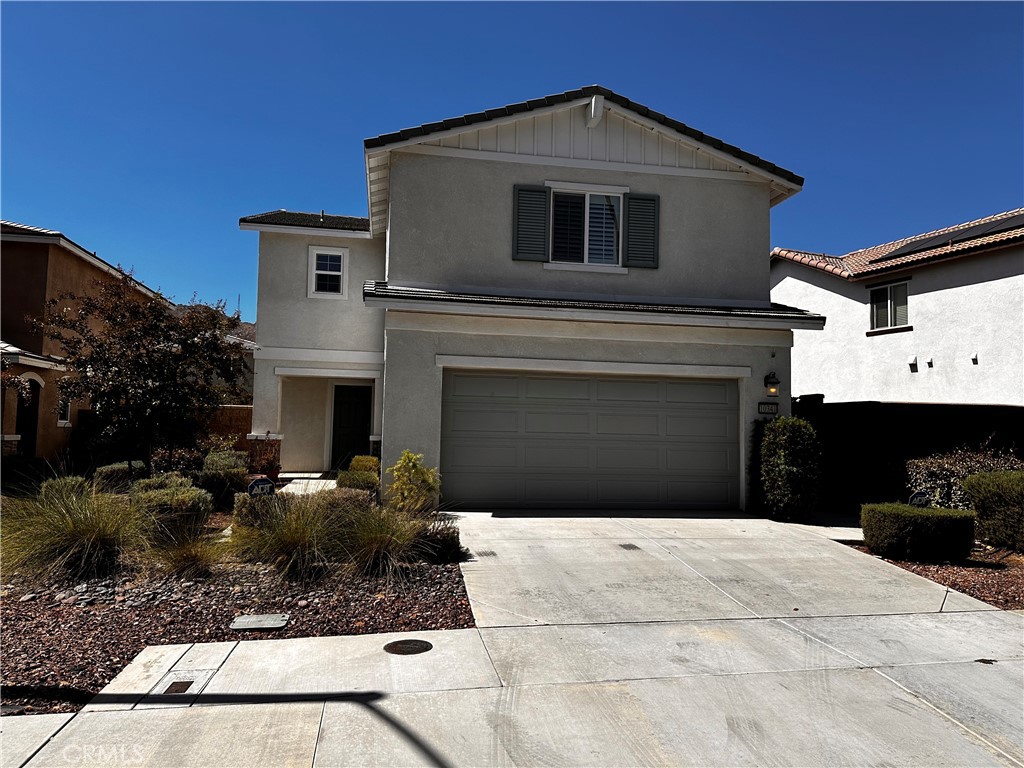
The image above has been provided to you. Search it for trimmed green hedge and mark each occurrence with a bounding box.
[203,451,248,472]
[131,472,193,494]
[93,461,149,493]
[759,417,820,521]
[962,471,1024,552]
[861,503,975,562]
[133,486,213,541]
[348,455,381,474]
[336,470,380,493]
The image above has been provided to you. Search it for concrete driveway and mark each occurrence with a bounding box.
[4,513,1022,767]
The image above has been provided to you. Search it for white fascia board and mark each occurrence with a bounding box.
[1,235,162,299]
[2,354,66,371]
[435,355,751,380]
[238,223,374,239]
[365,296,826,331]
[255,347,384,364]
[273,366,382,379]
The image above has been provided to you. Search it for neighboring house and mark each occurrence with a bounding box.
[770,208,1024,406]
[0,221,161,460]
[240,85,824,510]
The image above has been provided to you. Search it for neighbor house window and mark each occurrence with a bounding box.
[550,190,622,265]
[870,282,909,329]
[57,400,71,427]
[307,246,348,299]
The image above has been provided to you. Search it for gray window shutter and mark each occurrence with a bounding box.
[623,193,659,268]
[891,283,909,326]
[513,185,550,261]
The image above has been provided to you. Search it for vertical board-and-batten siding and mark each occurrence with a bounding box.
[428,106,742,173]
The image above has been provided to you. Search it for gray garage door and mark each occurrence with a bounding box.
[440,370,740,510]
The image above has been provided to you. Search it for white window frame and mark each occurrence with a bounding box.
[545,181,628,268]
[307,246,349,300]
[869,281,909,330]
[57,399,71,428]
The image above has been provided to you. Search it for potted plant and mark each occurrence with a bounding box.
[249,432,282,481]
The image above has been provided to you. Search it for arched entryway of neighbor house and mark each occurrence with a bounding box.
[14,372,44,458]
[328,380,375,470]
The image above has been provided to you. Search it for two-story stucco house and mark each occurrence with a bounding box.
[770,208,1023,407]
[240,86,824,511]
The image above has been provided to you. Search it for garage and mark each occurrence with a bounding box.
[440,369,740,510]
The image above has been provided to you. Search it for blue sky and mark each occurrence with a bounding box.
[3,2,1021,322]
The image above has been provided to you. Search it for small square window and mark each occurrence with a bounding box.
[870,282,909,329]
[307,247,348,299]
[57,400,71,426]
[551,189,622,266]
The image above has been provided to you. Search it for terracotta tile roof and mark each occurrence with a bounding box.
[772,208,1024,281]
[239,210,370,232]
[364,85,803,187]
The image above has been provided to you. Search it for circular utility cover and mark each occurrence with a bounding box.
[383,639,433,655]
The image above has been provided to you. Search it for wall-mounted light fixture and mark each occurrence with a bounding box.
[764,372,780,398]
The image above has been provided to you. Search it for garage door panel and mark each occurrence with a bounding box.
[450,373,519,398]
[597,379,660,402]
[441,371,740,510]
[450,408,519,433]
[525,377,590,400]
[666,413,736,439]
[597,413,660,436]
[667,445,736,474]
[525,411,590,434]
[524,445,591,470]
[666,381,735,406]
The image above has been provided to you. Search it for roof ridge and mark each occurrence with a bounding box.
[843,207,1024,258]
[1,220,62,236]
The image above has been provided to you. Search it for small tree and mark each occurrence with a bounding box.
[1,357,32,402]
[760,416,821,521]
[34,274,250,470]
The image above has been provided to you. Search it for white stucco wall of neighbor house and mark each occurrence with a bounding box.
[385,150,774,305]
[770,245,1024,406]
[250,231,386,468]
[379,311,793,510]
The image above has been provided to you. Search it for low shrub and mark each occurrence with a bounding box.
[1,492,144,577]
[93,461,149,493]
[203,451,248,472]
[232,492,283,529]
[151,446,205,474]
[133,486,213,543]
[336,470,380,494]
[385,450,441,515]
[230,491,355,580]
[906,447,1024,510]
[195,466,248,510]
[344,504,428,577]
[39,476,89,503]
[348,455,381,474]
[962,471,1024,552]
[759,417,821,521]
[131,472,193,494]
[861,503,975,562]
[417,519,469,565]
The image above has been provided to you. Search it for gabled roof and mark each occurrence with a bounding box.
[772,208,1024,281]
[238,210,370,233]
[1,220,161,299]
[365,85,803,187]
[364,85,804,236]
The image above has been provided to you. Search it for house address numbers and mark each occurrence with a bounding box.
[758,402,780,415]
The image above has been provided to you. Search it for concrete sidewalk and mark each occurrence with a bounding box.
[4,513,1022,767]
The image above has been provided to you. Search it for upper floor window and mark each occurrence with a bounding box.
[307,246,348,300]
[512,183,659,270]
[870,282,908,330]
[57,399,71,427]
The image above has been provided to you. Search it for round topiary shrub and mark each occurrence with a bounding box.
[336,470,380,494]
[861,503,975,562]
[759,416,821,521]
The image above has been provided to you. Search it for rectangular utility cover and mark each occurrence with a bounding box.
[441,371,740,509]
[230,613,290,631]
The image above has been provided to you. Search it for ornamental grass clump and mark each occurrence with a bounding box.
[131,472,194,495]
[861,503,975,562]
[132,486,213,543]
[1,489,145,578]
[962,471,1024,552]
[344,503,429,577]
[39,476,90,504]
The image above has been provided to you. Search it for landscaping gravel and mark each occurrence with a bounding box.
[853,545,1024,610]
[1,562,474,716]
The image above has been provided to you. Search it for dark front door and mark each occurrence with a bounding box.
[15,380,41,458]
[330,385,372,470]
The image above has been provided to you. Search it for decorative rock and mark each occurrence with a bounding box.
[62,596,79,605]
[296,600,309,608]
[19,593,39,602]
[74,583,88,593]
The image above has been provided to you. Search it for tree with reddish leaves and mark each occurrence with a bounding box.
[34,274,250,470]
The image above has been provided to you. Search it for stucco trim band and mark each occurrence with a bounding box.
[274,367,382,380]
[434,355,751,379]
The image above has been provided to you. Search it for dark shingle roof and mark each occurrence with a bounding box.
[363,281,823,324]
[772,208,1024,281]
[364,85,803,187]
[239,210,370,232]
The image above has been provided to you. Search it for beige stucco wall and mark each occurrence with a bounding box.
[770,246,1024,406]
[255,232,385,351]
[386,151,773,304]
[380,311,792,509]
